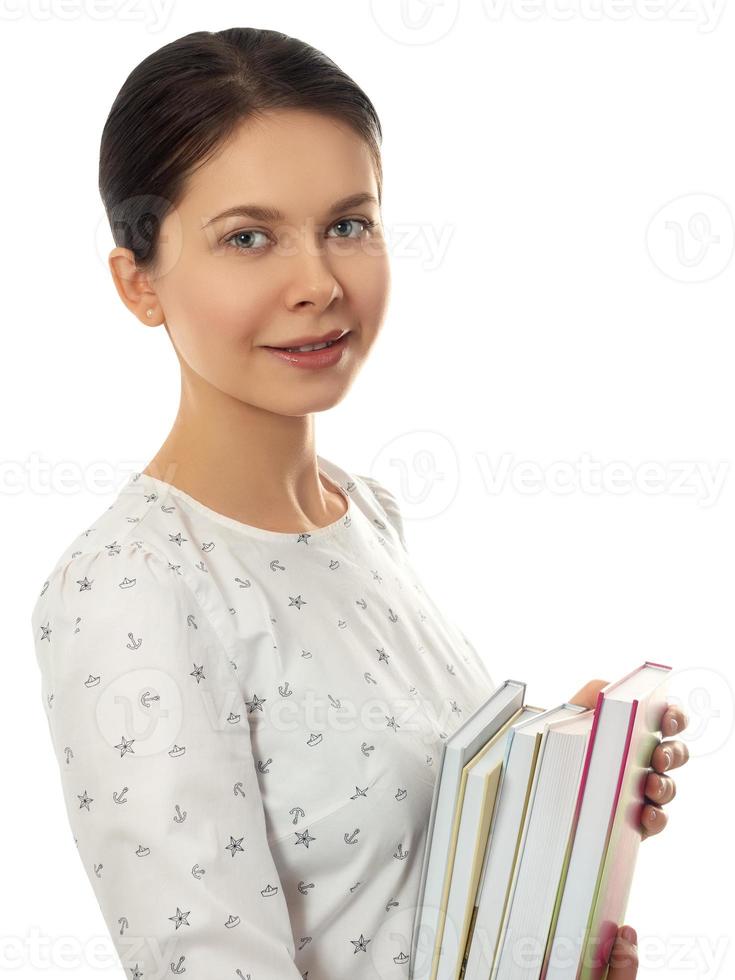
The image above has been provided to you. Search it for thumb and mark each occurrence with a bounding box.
[607,925,639,979]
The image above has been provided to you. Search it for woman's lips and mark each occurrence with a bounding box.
[262,332,350,369]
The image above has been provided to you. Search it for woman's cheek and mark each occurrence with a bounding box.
[356,259,391,338]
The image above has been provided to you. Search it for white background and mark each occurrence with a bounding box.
[4,1,733,977]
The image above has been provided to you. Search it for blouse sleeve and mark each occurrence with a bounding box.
[30,543,303,978]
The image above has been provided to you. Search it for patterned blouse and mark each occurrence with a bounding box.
[31,454,496,979]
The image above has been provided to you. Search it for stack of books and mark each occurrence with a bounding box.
[409,662,671,980]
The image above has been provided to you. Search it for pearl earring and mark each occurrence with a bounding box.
[146,309,154,318]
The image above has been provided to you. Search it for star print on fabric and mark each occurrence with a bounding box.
[190,663,205,684]
[168,906,191,929]
[130,965,143,980]
[77,789,93,810]
[245,693,266,712]
[295,828,316,848]
[40,623,51,641]
[350,933,371,953]
[296,532,311,544]
[386,716,400,732]
[105,541,122,556]
[77,576,93,591]
[377,648,390,664]
[288,594,307,610]
[114,736,135,758]
[168,532,187,547]
[350,786,369,799]
[225,835,245,857]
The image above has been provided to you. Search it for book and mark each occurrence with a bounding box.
[463,705,587,980]
[435,706,546,980]
[409,663,671,980]
[491,708,595,980]
[409,680,527,979]
[543,662,671,980]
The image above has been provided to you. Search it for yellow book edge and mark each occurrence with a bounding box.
[457,705,547,980]
[427,706,527,980]
[451,766,502,980]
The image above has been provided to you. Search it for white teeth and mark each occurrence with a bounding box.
[285,340,334,352]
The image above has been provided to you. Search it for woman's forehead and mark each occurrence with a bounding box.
[181,127,379,221]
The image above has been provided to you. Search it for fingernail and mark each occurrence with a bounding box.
[649,806,657,821]
[621,925,637,945]
[656,775,665,795]
[664,748,672,769]
[669,718,678,733]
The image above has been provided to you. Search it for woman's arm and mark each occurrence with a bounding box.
[31,543,303,977]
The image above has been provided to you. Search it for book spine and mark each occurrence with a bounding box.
[458,904,479,980]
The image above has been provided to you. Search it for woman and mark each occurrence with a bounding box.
[31,28,687,979]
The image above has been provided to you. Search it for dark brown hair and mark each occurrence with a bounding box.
[98,28,383,272]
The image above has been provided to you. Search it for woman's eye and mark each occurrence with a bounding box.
[223,229,269,253]
[327,217,375,239]
[223,217,375,255]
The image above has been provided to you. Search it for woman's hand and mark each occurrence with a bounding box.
[568,678,689,840]
[607,925,639,978]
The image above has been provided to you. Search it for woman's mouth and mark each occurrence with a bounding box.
[277,338,340,352]
[262,332,351,369]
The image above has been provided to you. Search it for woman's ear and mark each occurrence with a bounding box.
[108,246,161,325]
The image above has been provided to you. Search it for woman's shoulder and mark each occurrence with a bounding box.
[318,454,408,552]
[31,477,150,599]
[30,537,182,640]
[29,474,210,640]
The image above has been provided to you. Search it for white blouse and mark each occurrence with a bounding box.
[31,455,496,979]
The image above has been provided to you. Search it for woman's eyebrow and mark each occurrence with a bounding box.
[201,192,379,228]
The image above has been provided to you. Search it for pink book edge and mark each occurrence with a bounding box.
[540,661,671,978]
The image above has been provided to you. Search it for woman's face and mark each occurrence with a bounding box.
[131,108,390,417]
